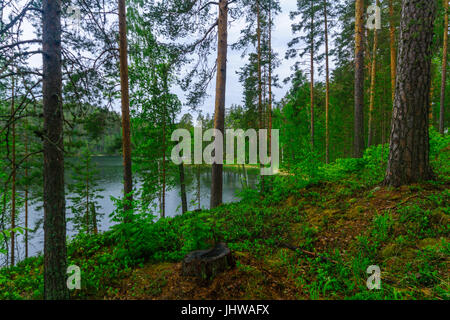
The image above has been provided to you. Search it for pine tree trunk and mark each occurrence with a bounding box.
[324,0,330,164]
[179,163,188,214]
[118,0,133,213]
[368,6,379,148]
[91,203,98,235]
[389,0,397,104]
[42,0,69,300]
[310,0,315,150]
[440,0,448,134]
[85,156,89,233]
[10,73,15,267]
[161,68,168,219]
[354,0,365,158]
[268,2,273,158]
[257,0,265,192]
[384,0,436,187]
[210,0,228,209]
[25,117,29,259]
[197,166,201,210]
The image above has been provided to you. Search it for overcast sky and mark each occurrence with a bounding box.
[182,1,300,118]
[14,1,320,119]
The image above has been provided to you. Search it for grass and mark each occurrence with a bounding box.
[0,134,449,300]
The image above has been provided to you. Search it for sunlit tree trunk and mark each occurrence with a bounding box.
[440,0,448,134]
[10,72,15,267]
[368,1,379,147]
[161,67,168,218]
[85,157,89,233]
[24,117,29,258]
[196,166,201,210]
[118,0,133,212]
[324,0,330,163]
[179,163,187,214]
[256,0,265,192]
[384,0,436,187]
[268,2,273,159]
[210,0,228,209]
[389,0,397,104]
[42,0,69,300]
[354,0,365,158]
[310,0,315,150]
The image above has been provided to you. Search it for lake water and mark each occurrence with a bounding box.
[9,156,258,261]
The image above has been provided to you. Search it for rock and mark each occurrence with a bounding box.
[182,242,235,283]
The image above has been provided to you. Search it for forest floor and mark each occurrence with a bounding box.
[1,141,449,300]
[111,181,449,300]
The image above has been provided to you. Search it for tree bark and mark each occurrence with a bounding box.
[25,117,29,259]
[310,0,315,150]
[118,0,133,212]
[354,0,365,158]
[210,0,228,209]
[85,155,89,233]
[42,0,69,300]
[179,163,188,214]
[268,1,273,159]
[324,0,330,163]
[389,0,397,104]
[10,72,15,267]
[384,0,436,187]
[197,166,201,210]
[440,0,448,134]
[257,0,265,193]
[368,2,379,148]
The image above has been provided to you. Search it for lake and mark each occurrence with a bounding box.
[10,156,259,261]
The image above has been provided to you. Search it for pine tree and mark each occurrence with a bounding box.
[440,0,448,134]
[384,0,436,186]
[354,0,365,158]
[67,147,104,234]
[42,0,69,300]
[118,0,133,213]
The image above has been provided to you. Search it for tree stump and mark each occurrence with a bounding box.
[182,242,235,283]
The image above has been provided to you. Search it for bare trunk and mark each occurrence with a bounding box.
[257,0,265,192]
[324,0,330,163]
[440,0,448,134]
[42,0,69,300]
[310,0,315,150]
[197,166,201,210]
[179,163,187,214]
[384,0,436,187]
[268,2,273,158]
[389,0,397,104]
[368,5,379,147]
[25,117,28,258]
[354,0,365,158]
[10,73,15,267]
[161,71,168,219]
[118,0,133,212]
[85,157,89,233]
[210,0,228,208]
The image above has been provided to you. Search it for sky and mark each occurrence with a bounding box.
[11,0,315,119]
[181,0,300,118]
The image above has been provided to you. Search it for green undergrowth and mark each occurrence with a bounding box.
[0,131,448,300]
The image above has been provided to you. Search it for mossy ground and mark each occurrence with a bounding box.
[100,182,449,300]
[1,142,448,300]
